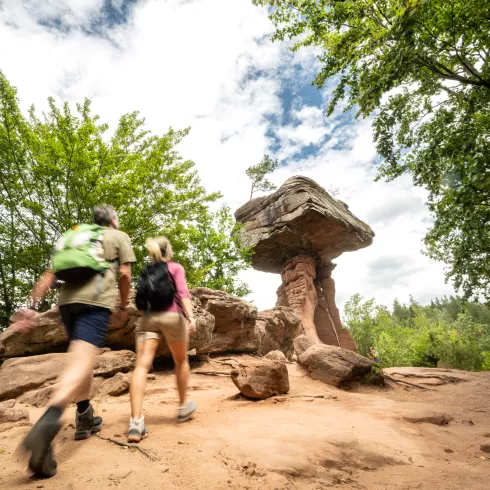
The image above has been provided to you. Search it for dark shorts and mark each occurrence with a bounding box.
[59,303,111,348]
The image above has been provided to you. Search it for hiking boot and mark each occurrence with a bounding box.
[177,400,197,423]
[128,416,148,443]
[22,410,61,478]
[74,405,102,441]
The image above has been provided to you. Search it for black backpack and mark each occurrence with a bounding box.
[135,262,176,312]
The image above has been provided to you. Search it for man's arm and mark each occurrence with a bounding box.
[118,262,132,309]
[10,270,56,332]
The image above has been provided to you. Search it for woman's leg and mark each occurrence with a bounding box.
[129,338,159,419]
[166,340,190,405]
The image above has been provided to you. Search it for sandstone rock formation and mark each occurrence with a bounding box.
[298,344,374,387]
[230,359,290,399]
[0,350,135,402]
[235,176,375,352]
[0,292,214,361]
[0,289,299,362]
[192,287,259,354]
[255,307,301,360]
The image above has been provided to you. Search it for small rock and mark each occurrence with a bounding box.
[147,375,156,381]
[230,359,289,400]
[462,419,475,426]
[114,434,122,438]
[264,350,288,363]
[483,433,490,438]
[100,373,130,397]
[444,449,454,453]
[0,400,15,409]
[161,466,170,473]
[187,349,197,356]
[0,405,29,424]
[480,443,490,453]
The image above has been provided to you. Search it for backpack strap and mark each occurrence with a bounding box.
[167,263,186,319]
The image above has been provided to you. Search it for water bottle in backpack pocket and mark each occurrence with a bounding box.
[136,262,176,312]
[52,224,110,282]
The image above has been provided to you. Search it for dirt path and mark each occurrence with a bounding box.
[1,357,489,489]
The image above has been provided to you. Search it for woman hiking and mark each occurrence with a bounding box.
[128,237,197,443]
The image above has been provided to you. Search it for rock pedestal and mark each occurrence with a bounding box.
[235,176,375,352]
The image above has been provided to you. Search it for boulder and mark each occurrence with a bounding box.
[100,373,130,396]
[298,344,374,387]
[192,288,259,354]
[293,335,315,357]
[256,307,301,360]
[0,349,135,402]
[231,360,290,399]
[264,350,288,363]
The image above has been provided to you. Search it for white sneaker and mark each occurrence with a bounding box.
[177,400,197,423]
[128,416,148,443]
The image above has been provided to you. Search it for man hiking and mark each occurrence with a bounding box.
[9,204,136,477]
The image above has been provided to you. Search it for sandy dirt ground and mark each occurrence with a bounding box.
[1,356,489,490]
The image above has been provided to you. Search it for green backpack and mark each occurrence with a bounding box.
[52,224,110,282]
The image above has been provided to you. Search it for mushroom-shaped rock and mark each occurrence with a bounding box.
[235,176,374,351]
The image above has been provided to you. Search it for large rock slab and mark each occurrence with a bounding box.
[298,344,374,387]
[0,350,135,401]
[192,288,259,354]
[256,307,301,360]
[231,359,290,399]
[235,176,374,273]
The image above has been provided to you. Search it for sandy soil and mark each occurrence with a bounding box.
[1,356,489,490]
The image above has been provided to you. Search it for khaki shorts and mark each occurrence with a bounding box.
[136,311,188,343]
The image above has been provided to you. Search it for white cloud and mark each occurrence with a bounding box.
[0,0,456,316]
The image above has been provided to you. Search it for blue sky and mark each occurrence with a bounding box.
[0,0,456,312]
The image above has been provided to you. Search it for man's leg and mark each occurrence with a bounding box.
[22,305,109,477]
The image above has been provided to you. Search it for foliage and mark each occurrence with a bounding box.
[168,206,253,297]
[0,72,251,329]
[253,0,490,300]
[245,154,278,200]
[344,294,490,371]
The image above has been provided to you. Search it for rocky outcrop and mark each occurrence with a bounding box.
[1,289,299,363]
[0,350,135,402]
[0,293,215,361]
[192,288,259,354]
[236,176,374,352]
[256,307,301,360]
[231,360,290,399]
[297,344,374,387]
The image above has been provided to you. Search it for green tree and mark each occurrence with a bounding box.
[343,293,490,371]
[0,72,250,329]
[245,154,279,200]
[253,0,490,300]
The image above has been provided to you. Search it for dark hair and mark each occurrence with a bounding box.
[93,205,117,226]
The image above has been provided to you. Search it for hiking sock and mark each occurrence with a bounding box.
[76,400,90,414]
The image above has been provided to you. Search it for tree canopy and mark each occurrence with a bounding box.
[246,154,279,200]
[253,0,490,300]
[0,72,250,329]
